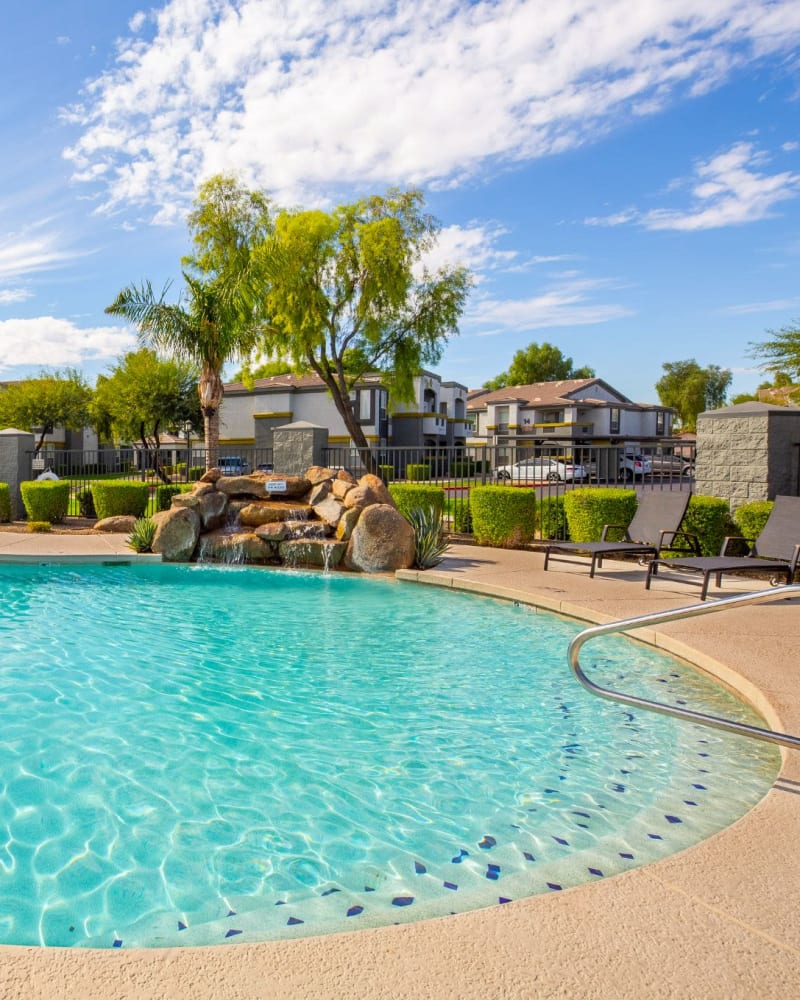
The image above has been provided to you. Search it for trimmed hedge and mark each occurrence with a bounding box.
[20,481,70,523]
[470,485,536,548]
[91,480,150,520]
[733,500,773,542]
[405,463,430,482]
[76,487,97,518]
[0,483,10,523]
[563,488,637,543]
[452,492,472,534]
[683,495,736,557]
[537,494,568,540]
[389,483,445,521]
[154,483,192,512]
[378,464,394,484]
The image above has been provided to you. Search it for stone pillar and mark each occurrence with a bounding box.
[272,421,329,475]
[695,402,800,511]
[0,429,35,519]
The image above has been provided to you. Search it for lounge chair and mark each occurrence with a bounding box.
[645,494,800,600]
[543,489,695,578]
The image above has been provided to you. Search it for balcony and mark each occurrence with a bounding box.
[422,415,448,436]
[531,422,594,437]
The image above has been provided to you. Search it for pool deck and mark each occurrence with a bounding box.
[1,536,799,999]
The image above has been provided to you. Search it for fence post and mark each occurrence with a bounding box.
[0,429,36,519]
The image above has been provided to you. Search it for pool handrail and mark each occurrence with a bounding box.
[568,584,800,750]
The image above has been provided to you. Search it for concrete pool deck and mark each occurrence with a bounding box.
[0,536,798,999]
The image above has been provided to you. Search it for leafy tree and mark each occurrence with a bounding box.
[251,188,472,467]
[483,342,595,390]
[0,369,92,453]
[231,358,294,382]
[91,349,200,479]
[749,321,800,379]
[655,359,732,431]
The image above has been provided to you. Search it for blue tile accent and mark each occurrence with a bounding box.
[523,851,535,862]
[665,815,682,824]
[275,900,287,906]
[692,784,708,790]
[444,881,458,890]
[347,905,364,917]
[499,897,512,904]
[226,909,236,917]
[225,928,242,938]
[287,916,304,925]
[177,921,187,931]
[414,861,426,874]
[392,896,414,907]
[546,882,562,891]
[321,888,340,896]
[451,849,469,863]
[113,939,122,948]
[648,834,663,840]
[588,867,603,876]
[364,886,375,892]
[478,836,496,849]
[619,852,634,859]
[553,836,569,846]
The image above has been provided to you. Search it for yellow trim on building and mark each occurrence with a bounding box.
[218,438,256,445]
[328,435,351,443]
[253,411,293,419]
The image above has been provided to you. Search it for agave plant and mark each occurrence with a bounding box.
[127,516,157,553]
[408,505,450,569]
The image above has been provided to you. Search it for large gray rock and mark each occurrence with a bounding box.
[312,495,344,529]
[95,515,137,533]
[152,507,201,562]
[358,474,395,507]
[335,505,361,541]
[198,530,271,563]
[195,489,228,531]
[344,504,415,572]
[239,501,310,527]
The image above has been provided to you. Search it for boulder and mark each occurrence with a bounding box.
[279,538,347,568]
[262,474,312,499]
[344,503,415,572]
[358,474,395,507]
[343,484,381,510]
[95,515,137,533]
[152,507,201,562]
[307,481,331,505]
[195,489,228,531]
[254,522,290,543]
[215,475,269,499]
[336,469,356,484]
[199,469,221,483]
[335,505,362,541]
[305,466,337,485]
[239,501,310,527]
[198,529,271,564]
[312,495,344,529]
[331,478,354,500]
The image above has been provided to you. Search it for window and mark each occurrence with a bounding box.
[656,410,665,436]
[495,405,509,432]
[356,389,373,423]
[609,407,620,435]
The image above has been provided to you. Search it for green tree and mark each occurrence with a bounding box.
[655,359,732,431]
[252,188,472,467]
[483,341,595,390]
[0,369,92,453]
[749,321,800,379]
[91,349,200,479]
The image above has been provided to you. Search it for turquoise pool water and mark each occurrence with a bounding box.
[0,563,779,948]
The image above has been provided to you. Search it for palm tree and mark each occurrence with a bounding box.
[106,274,261,469]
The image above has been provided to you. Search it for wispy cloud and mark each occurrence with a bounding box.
[0,317,135,372]
[62,0,800,220]
[0,230,82,281]
[0,289,33,305]
[720,297,800,315]
[586,142,800,230]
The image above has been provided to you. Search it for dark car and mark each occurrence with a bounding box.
[217,457,249,475]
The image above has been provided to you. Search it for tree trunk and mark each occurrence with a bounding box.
[323,376,378,474]
[198,365,224,469]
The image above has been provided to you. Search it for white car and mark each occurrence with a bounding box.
[494,457,588,484]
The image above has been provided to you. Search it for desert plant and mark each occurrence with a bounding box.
[408,505,450,568]
[127,516,157,553]
[26,521,52,533]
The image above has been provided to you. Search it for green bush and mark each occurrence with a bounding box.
[389,483,445,522]
[537,494,568,540]
[76,487,97,518]
[563,488,637,543]
[470,485,536,548]
[733,500,773,542]
[451,460,476,477]
[189,466,205,481]
[0,483,10,523]
[91,481,150,520]
[452,492,472,533]
[405,463,430,482]
[155,484,185,512]
[20,481,70,523]
[683,495,736,556]
[378,464,394,484]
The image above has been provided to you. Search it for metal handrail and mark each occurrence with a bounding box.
[568,585,800,750]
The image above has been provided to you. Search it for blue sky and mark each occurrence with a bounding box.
[1,0,799,404]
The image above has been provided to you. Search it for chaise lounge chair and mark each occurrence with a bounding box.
[645,494,800,600]
[543,489,696,578]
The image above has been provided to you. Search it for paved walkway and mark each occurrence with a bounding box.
[1,540,798,999]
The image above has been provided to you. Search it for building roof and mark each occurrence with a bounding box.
[466,378,635,410]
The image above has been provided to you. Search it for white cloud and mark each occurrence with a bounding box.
[0,318,135,372]
[421,223,517,279]
[720,298,800,315]
[0,289,33,305]
[642,142,800,230]
[0,231,82,281]
[63,0,800,219]
[464,274,632,336]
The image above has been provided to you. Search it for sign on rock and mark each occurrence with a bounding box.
[266,480,288,493]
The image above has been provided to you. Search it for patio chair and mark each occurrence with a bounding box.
[543,489,696,578]
[645,494,800,600]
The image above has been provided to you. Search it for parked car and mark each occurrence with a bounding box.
[619,454,652,480]
[217,456,249,475]
[494,457,588,483]
[648,454,694,477]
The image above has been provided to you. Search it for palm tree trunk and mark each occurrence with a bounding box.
[198,365,224,469]
[205,409,220,470]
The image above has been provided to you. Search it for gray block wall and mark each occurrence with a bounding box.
[0,429,35,519]
[272,422,329,475]
[695,403,800,510]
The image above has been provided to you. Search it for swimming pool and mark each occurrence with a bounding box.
[0,563,779,948]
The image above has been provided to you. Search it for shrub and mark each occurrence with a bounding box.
[470,485,536,548]
[537,494,568,540]
[452,492,472,534]
[26,521,52,533]
[76,487,97,518]
[189,466,205,481]
[127,516,157,553]
[451,460,476,477]
[155,484,185,512]
[405,463,430,482]
[563,488,637,543]
[683,495,736,557]
[408,505,450,568]
[91,481,150,520]
[389,484,445,521]
[733,500,773,542]
[0,483,10,523]
[378,464,394,484]
[20,481,70,523]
